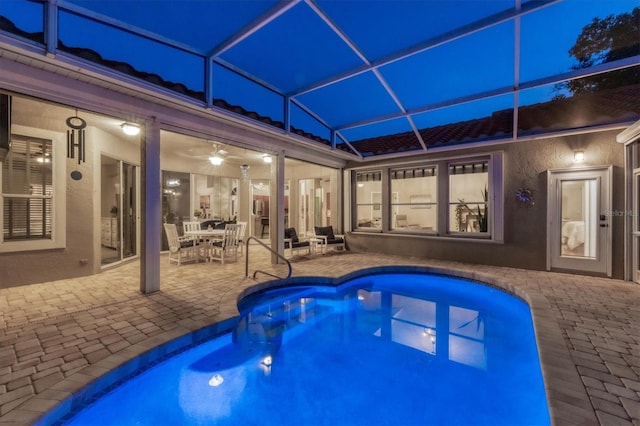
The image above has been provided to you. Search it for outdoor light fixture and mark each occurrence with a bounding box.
[66,111,86,164]
[574,151,584,163]
[121,123,140,136]
[262,154,272,163]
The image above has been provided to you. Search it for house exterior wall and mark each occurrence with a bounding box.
[345,130,625,279]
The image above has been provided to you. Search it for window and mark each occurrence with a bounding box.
[354,171,382,229]
[448,160,489,234]
[390,166,437,231]
[2,136,53,241]
[351,153,503,241]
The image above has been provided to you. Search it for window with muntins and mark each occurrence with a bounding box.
[351,153,502,241]
[390,166,437,231]
[355,171,382,229]
[448,161,489,235]
[2,136,53,241]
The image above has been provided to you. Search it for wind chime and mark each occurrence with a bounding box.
[66,110,87,180]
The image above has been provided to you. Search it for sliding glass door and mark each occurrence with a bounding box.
[101,155,138,266]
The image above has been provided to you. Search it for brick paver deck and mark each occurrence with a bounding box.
[0,249,638,425]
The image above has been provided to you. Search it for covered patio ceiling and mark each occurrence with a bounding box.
[1,0,639,159]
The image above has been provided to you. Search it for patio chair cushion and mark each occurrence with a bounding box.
[285,240,310,249]
[284,227,299,243]
[314,225,335,240]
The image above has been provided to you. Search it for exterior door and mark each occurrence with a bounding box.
[633,169,640,283]
[548,167,612,276]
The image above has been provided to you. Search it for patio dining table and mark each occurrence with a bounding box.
[184,229,225,262]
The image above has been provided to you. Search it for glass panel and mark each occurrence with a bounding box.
[101,156,120,265]
[560,179,597,259]
[354,171,382,229]
[285,159,338,236]
[58,10,205,100]
[412,94,514,147]
[380,21,513,110]
[122,162,137,260]
[296,71,400,129]
[317,0,512,61]
[448,162,489,233]
[64,0,277,53]
[0,0,44,44]
[341,117,413,143]
[251,180,270,238]
[290,104,331,146]
[519,68,640,136]
[2,136,53,241]
[520,1,639,82]
[390,166,437,231]
[212,63,284,128]
[162,171,191,251]
[219,2,362,93]
[636,173,640,233]
[194,174,239,222]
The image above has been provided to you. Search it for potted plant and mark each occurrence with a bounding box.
[193,210,202,220]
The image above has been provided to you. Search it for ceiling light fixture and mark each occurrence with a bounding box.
[209,155,223,166]
[240,164,250,180]
[121,123,140,136]
[574,151,584,163]
[262,154,272,163]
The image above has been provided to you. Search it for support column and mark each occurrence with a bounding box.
[140,118,161,294]
[270,151,285,264]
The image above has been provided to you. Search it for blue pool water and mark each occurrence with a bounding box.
[64,273,550,425]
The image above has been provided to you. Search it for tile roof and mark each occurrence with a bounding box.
[351,83,640,156]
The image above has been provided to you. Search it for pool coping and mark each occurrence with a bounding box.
[33,265,597,425]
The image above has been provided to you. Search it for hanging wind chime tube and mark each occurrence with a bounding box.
[66,112,87,164]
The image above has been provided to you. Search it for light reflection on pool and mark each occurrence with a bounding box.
[63,273,550,425]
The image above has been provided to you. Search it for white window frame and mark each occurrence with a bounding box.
[0,126,66,252]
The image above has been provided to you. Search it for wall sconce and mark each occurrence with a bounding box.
[574,151,584,163]
[121,123,140,136]
[262,154,272,163]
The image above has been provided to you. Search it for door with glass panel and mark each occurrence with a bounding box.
[633,169,640,283]
[548,168,611,276]
[101,156,138,266]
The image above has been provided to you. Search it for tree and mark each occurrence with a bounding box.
[556,7,639,96]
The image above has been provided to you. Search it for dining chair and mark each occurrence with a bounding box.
[236,221,248,255]
[183,221,209,258]
[209,224,240,264]
[163,223,196,265]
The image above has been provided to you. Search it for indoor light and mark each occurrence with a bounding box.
[209,155,223,166]
[262,154,272,163]
[574,151,584,163]
[121,123,140,136]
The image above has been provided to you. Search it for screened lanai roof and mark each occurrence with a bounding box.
[1,0,639,159]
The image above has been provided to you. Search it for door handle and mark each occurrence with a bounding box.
[600,223,609,227]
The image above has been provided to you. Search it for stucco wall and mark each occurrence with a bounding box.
[0,126,140,288]
[345,130,625,279]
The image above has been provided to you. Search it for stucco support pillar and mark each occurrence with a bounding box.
[270,151,285,264]
[140,118,161,294]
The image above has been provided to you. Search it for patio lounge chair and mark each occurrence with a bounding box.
[313,225,345,254]
[284,227,311,257]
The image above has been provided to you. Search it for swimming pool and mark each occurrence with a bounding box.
[58,272,550,425]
